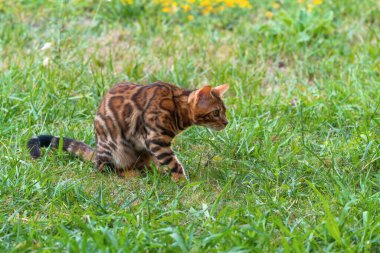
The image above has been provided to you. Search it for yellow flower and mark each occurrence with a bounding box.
[200,0,211,7]
[202,5,213,15]
[224,0,235,7]
[181,4,191,11]
[313,0,323,5]
[265,11,273,18]
[188,15,194,21]
[162,6,172,13]
[307,4,313,12]
[157,0,254,14]
[272,3,280,9]
[120,0,133,4]
[161,2,178,13]
[238,1,252,9]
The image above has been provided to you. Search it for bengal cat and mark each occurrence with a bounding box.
[27,81,229,181]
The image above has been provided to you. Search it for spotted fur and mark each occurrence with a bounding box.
[27,81,229,181]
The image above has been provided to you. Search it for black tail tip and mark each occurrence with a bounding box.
[27,138,41,158]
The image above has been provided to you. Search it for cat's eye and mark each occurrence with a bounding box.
[212,110,220,117]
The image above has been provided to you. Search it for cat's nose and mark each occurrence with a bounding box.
[222,119,228,126]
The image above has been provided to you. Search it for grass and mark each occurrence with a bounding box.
[0,0,379,251]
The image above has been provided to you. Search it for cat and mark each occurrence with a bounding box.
[27,81,229,181]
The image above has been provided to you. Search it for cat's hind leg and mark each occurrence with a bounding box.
[114,144,153,178]
[95,150,115,172]
[117,150,152,178]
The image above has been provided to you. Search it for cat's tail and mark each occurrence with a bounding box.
[27,135,95,162]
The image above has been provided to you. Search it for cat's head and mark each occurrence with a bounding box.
[188,84,229,131]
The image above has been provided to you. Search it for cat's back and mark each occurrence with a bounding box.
[103,81,177,109]
[97,81,181,121]
[106,82,144,100]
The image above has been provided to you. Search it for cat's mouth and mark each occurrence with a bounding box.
[208,124,227,131]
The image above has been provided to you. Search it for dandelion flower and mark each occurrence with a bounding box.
[307,4,313,12]
[272,3,280,9]
[188,15,194,21]
[202,6,213,15]
[237,0,252,9]
[313,0,323,5]
[120,0,133,4]
[200,0,211,7]
[224,0,235,8]
[162,6,172,12]
[181,4,191,11]
[265,11,273,18]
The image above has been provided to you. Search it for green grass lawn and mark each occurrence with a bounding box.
[1,0,379,251]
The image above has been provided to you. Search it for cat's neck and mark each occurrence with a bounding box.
[173,89,194,131]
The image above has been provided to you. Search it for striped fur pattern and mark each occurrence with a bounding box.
[28,81,229,181]
[27,135,94,161]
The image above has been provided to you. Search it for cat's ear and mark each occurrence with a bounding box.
[213,84,229,97]
[197,85,212,99]
[189,85,212,105]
